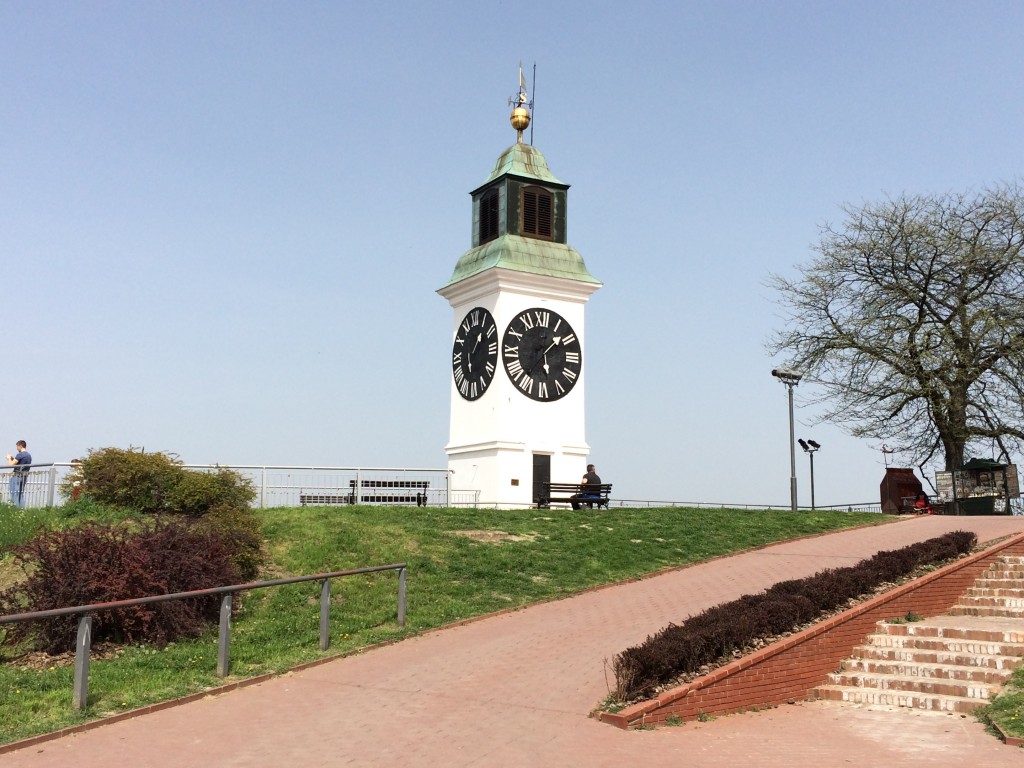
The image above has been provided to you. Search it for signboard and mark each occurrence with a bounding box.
[934,471,954,503]
[1007,465,1020,498]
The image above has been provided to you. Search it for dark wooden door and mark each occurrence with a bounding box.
[532,454,551,506]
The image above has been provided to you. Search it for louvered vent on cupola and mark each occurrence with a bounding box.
[522,186,553,240]
[479,188,500,244]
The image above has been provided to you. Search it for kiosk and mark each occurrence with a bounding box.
[934,458,1020,515]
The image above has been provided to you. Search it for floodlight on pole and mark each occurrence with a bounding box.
[772,368,803,511]
[799,438,821,511]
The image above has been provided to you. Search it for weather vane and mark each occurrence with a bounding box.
[508,62,533,143]
[880,444,895,467]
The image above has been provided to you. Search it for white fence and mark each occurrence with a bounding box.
[1,464,879,511]
[0,464,481,509]
[0,464,66,509]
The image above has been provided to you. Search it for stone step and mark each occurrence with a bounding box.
[956,595,1024,609]
[877,621,1024,642]
[973,578,1024,590]
[839,658,1015,684]
[980,568,1024,579]
[851,645,1023,670]
[814,685,986,713]
[965,586,1024,598]
[858,634,1024,655]
[949,605,1024,618]
[824,671,999,700]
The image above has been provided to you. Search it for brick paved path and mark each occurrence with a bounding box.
[6,516,1024,767]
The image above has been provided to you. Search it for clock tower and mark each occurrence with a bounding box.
[438,75,602,507]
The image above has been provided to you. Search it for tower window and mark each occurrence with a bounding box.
[522,187,553,239]
[479,188,499,244]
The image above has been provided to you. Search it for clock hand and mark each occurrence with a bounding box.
[541,336,562,355]
[468,332,483,372]
[543,352,550,375]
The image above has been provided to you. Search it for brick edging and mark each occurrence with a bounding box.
[994,720,1024,747]
[598,531,1024,729]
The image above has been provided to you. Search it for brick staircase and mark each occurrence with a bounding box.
[815,555,1024,713]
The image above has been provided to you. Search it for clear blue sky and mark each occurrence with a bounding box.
[3,1,1022,506]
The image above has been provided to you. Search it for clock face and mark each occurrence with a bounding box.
[452,307,498,401]
[501,307,582,401]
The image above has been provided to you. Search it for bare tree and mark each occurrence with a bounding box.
[769,183,1024,471]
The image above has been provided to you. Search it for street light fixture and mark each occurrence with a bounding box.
[772,367,803,511]
[799,438,821,510]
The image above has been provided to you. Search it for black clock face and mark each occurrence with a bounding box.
[502,307,582,401]
[452,307,498,401]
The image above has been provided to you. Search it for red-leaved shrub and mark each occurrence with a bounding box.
[0,518,241,653]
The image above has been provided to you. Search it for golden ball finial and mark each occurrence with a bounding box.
[510,105,531,134]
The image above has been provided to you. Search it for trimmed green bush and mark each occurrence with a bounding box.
[63,447,255,518]
[164,468,256,518]
[193,505,265,580]
[63,448,181,515]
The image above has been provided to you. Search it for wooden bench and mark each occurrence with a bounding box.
[300,492,353,506]
[537,482,613,509]
[300,480,430,507]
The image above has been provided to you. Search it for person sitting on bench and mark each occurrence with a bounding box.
[571,464,602,510]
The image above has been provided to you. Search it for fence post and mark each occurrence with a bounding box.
[73,615,92,710]
[216,594,232,676]
[46,467,57,507]
[319,579,331,651]
[397,567,407,627]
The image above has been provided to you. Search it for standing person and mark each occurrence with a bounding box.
[571,464,602,510]
[6,440,32,509]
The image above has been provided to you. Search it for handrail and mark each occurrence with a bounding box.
[0,563,408,711]
[0,564,406,623]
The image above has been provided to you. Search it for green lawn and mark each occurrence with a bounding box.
[978,666,1024,741]
[0,503,888,746]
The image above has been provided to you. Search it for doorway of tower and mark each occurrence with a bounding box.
[532,453,551,507]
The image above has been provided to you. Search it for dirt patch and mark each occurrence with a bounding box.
[452,530,538,544]
[10,643,126,670]
[0,557,27,592]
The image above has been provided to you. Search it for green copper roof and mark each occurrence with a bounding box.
[480,143,566,188]
[443,234,600,287]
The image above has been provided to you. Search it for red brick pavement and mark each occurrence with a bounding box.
[5,515,1024,767]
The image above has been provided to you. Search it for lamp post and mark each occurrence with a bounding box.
[772,368,803,511]
[798,439,821,511]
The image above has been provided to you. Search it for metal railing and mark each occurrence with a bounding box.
[605,498,882,512]
[0,563,407,711]
[0,463,64,509]
[0,464,466,509]
[0,463,875,512]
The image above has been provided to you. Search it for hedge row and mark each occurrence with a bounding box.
[611,530,977,701]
